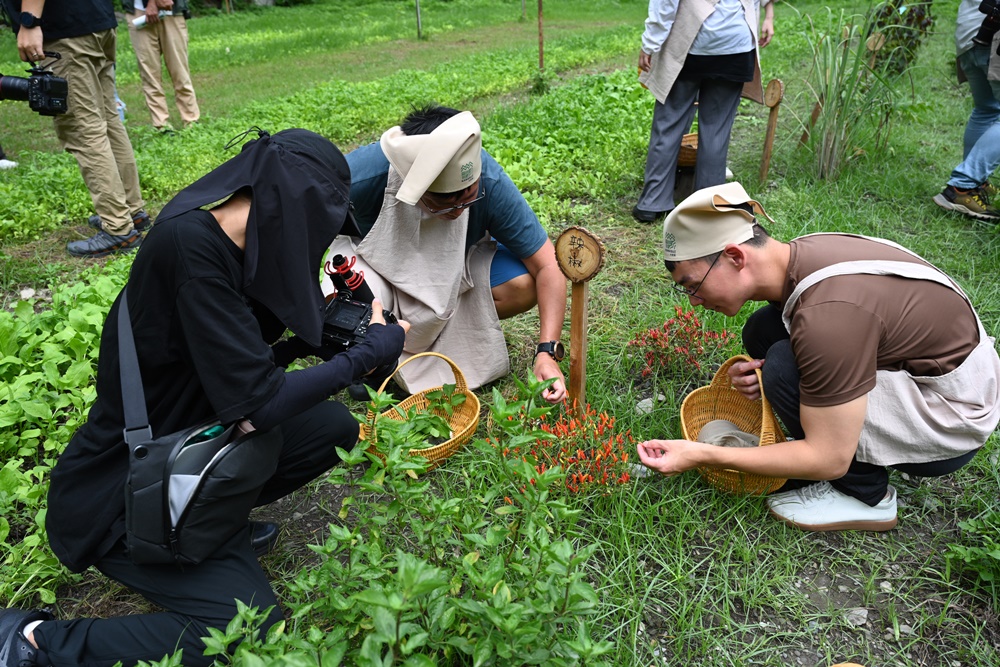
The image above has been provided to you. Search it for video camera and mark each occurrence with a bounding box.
[973,0,1000,56]
[321,254,398,352]
[0,52,68,116]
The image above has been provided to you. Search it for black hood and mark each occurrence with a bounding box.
[157,128,359,347]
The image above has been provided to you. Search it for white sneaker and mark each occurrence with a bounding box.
[767,481,897,532]
[0,159,17,170]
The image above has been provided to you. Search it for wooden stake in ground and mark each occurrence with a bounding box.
[759,78,784,184]
[554,226,606,417]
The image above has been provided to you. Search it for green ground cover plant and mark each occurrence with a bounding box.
[1,0,998,664]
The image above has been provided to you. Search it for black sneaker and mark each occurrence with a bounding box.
[0,608,52,667]
[66,229,142,258]
[88,210,151,233]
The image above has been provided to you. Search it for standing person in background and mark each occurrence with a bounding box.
[932,0,1000,223]
[125,0,200,133]
[0,141,16,168]
[3,0,150,257]
[632,0,774,223]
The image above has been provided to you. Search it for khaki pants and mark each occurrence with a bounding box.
[47,29,144,235]
[127,13,200,130]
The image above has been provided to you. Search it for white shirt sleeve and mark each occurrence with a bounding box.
[642,0,679,55]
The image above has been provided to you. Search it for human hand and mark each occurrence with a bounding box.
[370,298,410,333]
[728,357,764,401]
[638,50,652,72]
[157,0,175,11]
[145,0,162,25]
[16,27,44,63]
[636,439,696,476]
[759,18,774,47]
[533,353,567,404]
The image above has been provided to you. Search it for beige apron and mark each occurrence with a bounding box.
[325,168,508,393]
[781,234,1000,466]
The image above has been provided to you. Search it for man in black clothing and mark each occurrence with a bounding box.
[0,129,407,667]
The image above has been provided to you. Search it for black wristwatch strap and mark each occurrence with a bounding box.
[535,340,565,362]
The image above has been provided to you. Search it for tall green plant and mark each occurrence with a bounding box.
[795,6,902,180]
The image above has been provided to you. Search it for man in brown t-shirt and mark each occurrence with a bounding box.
[638,182,1000,531]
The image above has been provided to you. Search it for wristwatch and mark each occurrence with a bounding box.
[19,12,42,28]
[535,340,565,362]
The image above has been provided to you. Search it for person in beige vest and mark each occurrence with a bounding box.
[633,0,773,223]
[125,0,200,132]
[638,182,1000,531]
[332,106,568,402]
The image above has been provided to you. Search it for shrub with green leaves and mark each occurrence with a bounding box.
[0,258,129,605]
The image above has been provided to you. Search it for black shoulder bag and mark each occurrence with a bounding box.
[119,291,283,565]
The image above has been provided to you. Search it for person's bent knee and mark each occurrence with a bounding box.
[492,273,537,319]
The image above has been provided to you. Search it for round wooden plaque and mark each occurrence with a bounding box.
[764,79,784,108]
[555,226,605,283]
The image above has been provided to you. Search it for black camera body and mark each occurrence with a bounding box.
[322,291,398,351]
[0,56,68,116]
[974,0,1000,55]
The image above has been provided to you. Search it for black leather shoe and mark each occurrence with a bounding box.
[0,608,52,667]
[631,206,670,223]
[250,521,279,557]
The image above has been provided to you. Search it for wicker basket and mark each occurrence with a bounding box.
[677,133,698,167]
[680,355,786,495]
[361,352,480,472]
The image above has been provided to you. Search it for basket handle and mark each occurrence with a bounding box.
[374,351,469,395]
[710,353,783,439]
[710,354,753,389]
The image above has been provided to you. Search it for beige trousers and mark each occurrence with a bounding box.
[47,29,144,235]
[127,13,200,130]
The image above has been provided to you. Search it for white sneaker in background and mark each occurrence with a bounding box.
[767,481,897,532]
[0,159,18,170]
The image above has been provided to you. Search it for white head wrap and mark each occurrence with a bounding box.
[663,182,775,261]
[379,111,483,205]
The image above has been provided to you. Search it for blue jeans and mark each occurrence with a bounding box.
[948,45,1000,190]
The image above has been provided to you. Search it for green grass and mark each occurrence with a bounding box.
[1,0,999,664]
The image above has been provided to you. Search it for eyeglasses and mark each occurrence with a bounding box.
[671,253,720,298]
[423,183,485,216]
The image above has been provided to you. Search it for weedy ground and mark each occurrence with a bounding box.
[1,0,998,665]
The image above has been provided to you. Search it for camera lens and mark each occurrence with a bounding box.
[0,75,31,102]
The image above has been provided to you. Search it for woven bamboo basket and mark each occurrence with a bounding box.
[361,352,479,472]
[680,355,786,495]
[677,133,698,167]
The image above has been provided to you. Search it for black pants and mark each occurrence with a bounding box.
[35,400,357,667]
[742,305,979,506]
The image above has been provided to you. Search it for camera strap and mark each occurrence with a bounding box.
[117,291,153,447]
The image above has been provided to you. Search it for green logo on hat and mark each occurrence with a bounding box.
[461,161,473,182]
[663,233,677,258]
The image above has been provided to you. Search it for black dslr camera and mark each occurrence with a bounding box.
[322,292,398,351]
[974,0,1000,55]
[321,253,398,351]
[0,53,68,116]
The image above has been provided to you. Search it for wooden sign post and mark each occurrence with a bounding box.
[554,226,606,417]
[759,79,784,184]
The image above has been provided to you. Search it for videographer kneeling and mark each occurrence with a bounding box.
[1,0,150,257]
[0,128,408,667]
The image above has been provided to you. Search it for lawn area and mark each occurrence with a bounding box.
[0,0,998,665]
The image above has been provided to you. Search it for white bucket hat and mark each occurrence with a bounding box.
[380,110,482,205]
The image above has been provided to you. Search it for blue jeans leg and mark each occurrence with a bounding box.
[948,45,1000,190]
